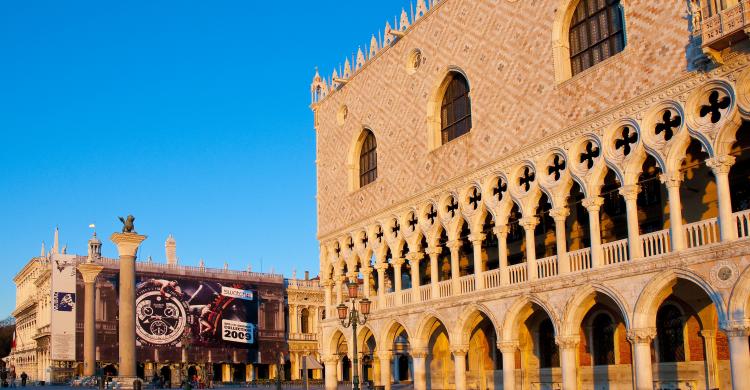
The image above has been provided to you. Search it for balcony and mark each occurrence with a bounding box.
[701,0,750,54]
[367,210,750,311]
[288,332,319,342]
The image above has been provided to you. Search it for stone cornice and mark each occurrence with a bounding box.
[318,56,750,242]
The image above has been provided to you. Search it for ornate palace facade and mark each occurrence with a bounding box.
[312,0,750,389]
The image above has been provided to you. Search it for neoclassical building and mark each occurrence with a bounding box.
[312,0,750,389]
[8,229,325,385]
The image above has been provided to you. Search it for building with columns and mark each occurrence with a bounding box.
[312,0,750,389]
[8,229,324,386]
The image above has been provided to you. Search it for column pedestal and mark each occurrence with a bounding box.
[111,232,147,389]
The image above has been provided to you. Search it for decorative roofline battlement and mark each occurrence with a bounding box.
[310,0,443,106]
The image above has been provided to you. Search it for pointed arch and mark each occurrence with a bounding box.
[379,319,413,351]
[501,294,561,341]
[415,311,454,349]
[561,283,631,336]
[453,303,502,346]
[632,268,727,329]
[728,263,750,323]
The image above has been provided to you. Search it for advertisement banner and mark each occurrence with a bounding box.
[133,277,258,348]
[50,254,77,361]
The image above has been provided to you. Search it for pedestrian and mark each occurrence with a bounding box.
[9,369,16,388]
[19,373,26,387]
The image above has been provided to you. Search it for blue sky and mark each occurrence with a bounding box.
[0,0,406,317]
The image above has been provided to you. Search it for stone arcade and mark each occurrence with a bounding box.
[312,0,750,389]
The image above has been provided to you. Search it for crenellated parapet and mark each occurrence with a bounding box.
[309,0,439,106]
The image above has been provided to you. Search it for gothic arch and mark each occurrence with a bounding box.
[560,283,631,336]
[426,66,472,151]
[632,268,727,329]
[501,294,561,341]
[347,127,379,191]
[453,303,502,346]
[379,319,413,351]
[415,311,454,349]
[728,263,750,323]
[327,328,352,357]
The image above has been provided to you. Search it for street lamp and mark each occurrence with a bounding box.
[337,280,371,390]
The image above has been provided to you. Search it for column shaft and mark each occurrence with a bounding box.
[707,156,737,241]
[393,259,403,292]
[620,185,642,260]
[376,266,386,307]
[448,241,461,293]
[412,355,426,390]
[550,208,570,274]
[662,174,686,250]
[83,281,97,376]
[627,330,655,390]
[558,341,578,390]
[494,227,509,285]
[409,254,421,301]
[727,331,750,390]
[583,197,603,267]
[452,351,467,390]
[469,234,485,290]
[379,353,392,390]
[119,253,137,378]
[520,218,538,281]
[428,249,439,298]
[500,348,515,390]
[324,359,337,390]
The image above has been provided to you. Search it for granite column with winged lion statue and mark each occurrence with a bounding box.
[111,215,146,388]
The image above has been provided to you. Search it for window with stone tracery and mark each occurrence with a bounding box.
[440,72,472,144]
[359,130,377,187]
[569,0,626,76]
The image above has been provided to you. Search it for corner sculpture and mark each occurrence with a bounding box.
[118,215,136,233]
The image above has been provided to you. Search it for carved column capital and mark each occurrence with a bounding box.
[376,351,392,361]
[78,263,104,284]
[405,251,423,263]
[425,246,442,256]
[468,233,486,246]
[322,356,339,365]
[374,262,389,272]
[581,196,604,211]
[493,225,509,237]
[360,266,373,276]
[659,172,683,188]
[497,341,519,354]
[320,279,334,289]
[450,345,469,356]
[410,348,428,359]
[446,240,463,252]
[391,257,406,267]
[519,217,539,230]
[706,155,736,175]
[618,184,641,201]
[627,328,657,344]
[722,322,750,337]
[555,335,580,349]
[548,207,570,221]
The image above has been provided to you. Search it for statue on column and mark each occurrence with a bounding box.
[118,215,136,233]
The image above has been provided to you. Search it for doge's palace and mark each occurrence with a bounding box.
[312,0,750,389]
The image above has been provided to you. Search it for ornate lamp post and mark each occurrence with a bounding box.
[337,281,371,390]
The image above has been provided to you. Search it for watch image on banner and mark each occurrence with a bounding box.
[133,277,258,348]
[50,255,77,361]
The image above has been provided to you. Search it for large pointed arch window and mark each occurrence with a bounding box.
[440,72,472,144]
[359,130,378,187]
[569,0,626,76]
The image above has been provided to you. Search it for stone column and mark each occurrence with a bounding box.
[447,240,462,293]
[627,328,656,390]
[407,252,422,301]
[110,232,147,387]
[323,357,338,390]
[361,266,372,298]
[707,155,737,241]
[661,172,686,251]
[519,217,539,281]
[582,197,604,267]
[498,342,518,390]
[452,347,468,390]
[556,336,579,390]
[335,274,345,305]
[392,257,405,292]
[376,263,387,307]
[289,305,297,334]
[699,330,719,389]
[78,262,104,377]
[724,325,750,390]
[337,358,343,381]
[619,185,642,259]
[411,350,427,390]
[378,352,392,390]
[426,246,440,298]
[322,280,333,319]
[493,226,510,284]
[549,207,570,274]
[468,233,485,290]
